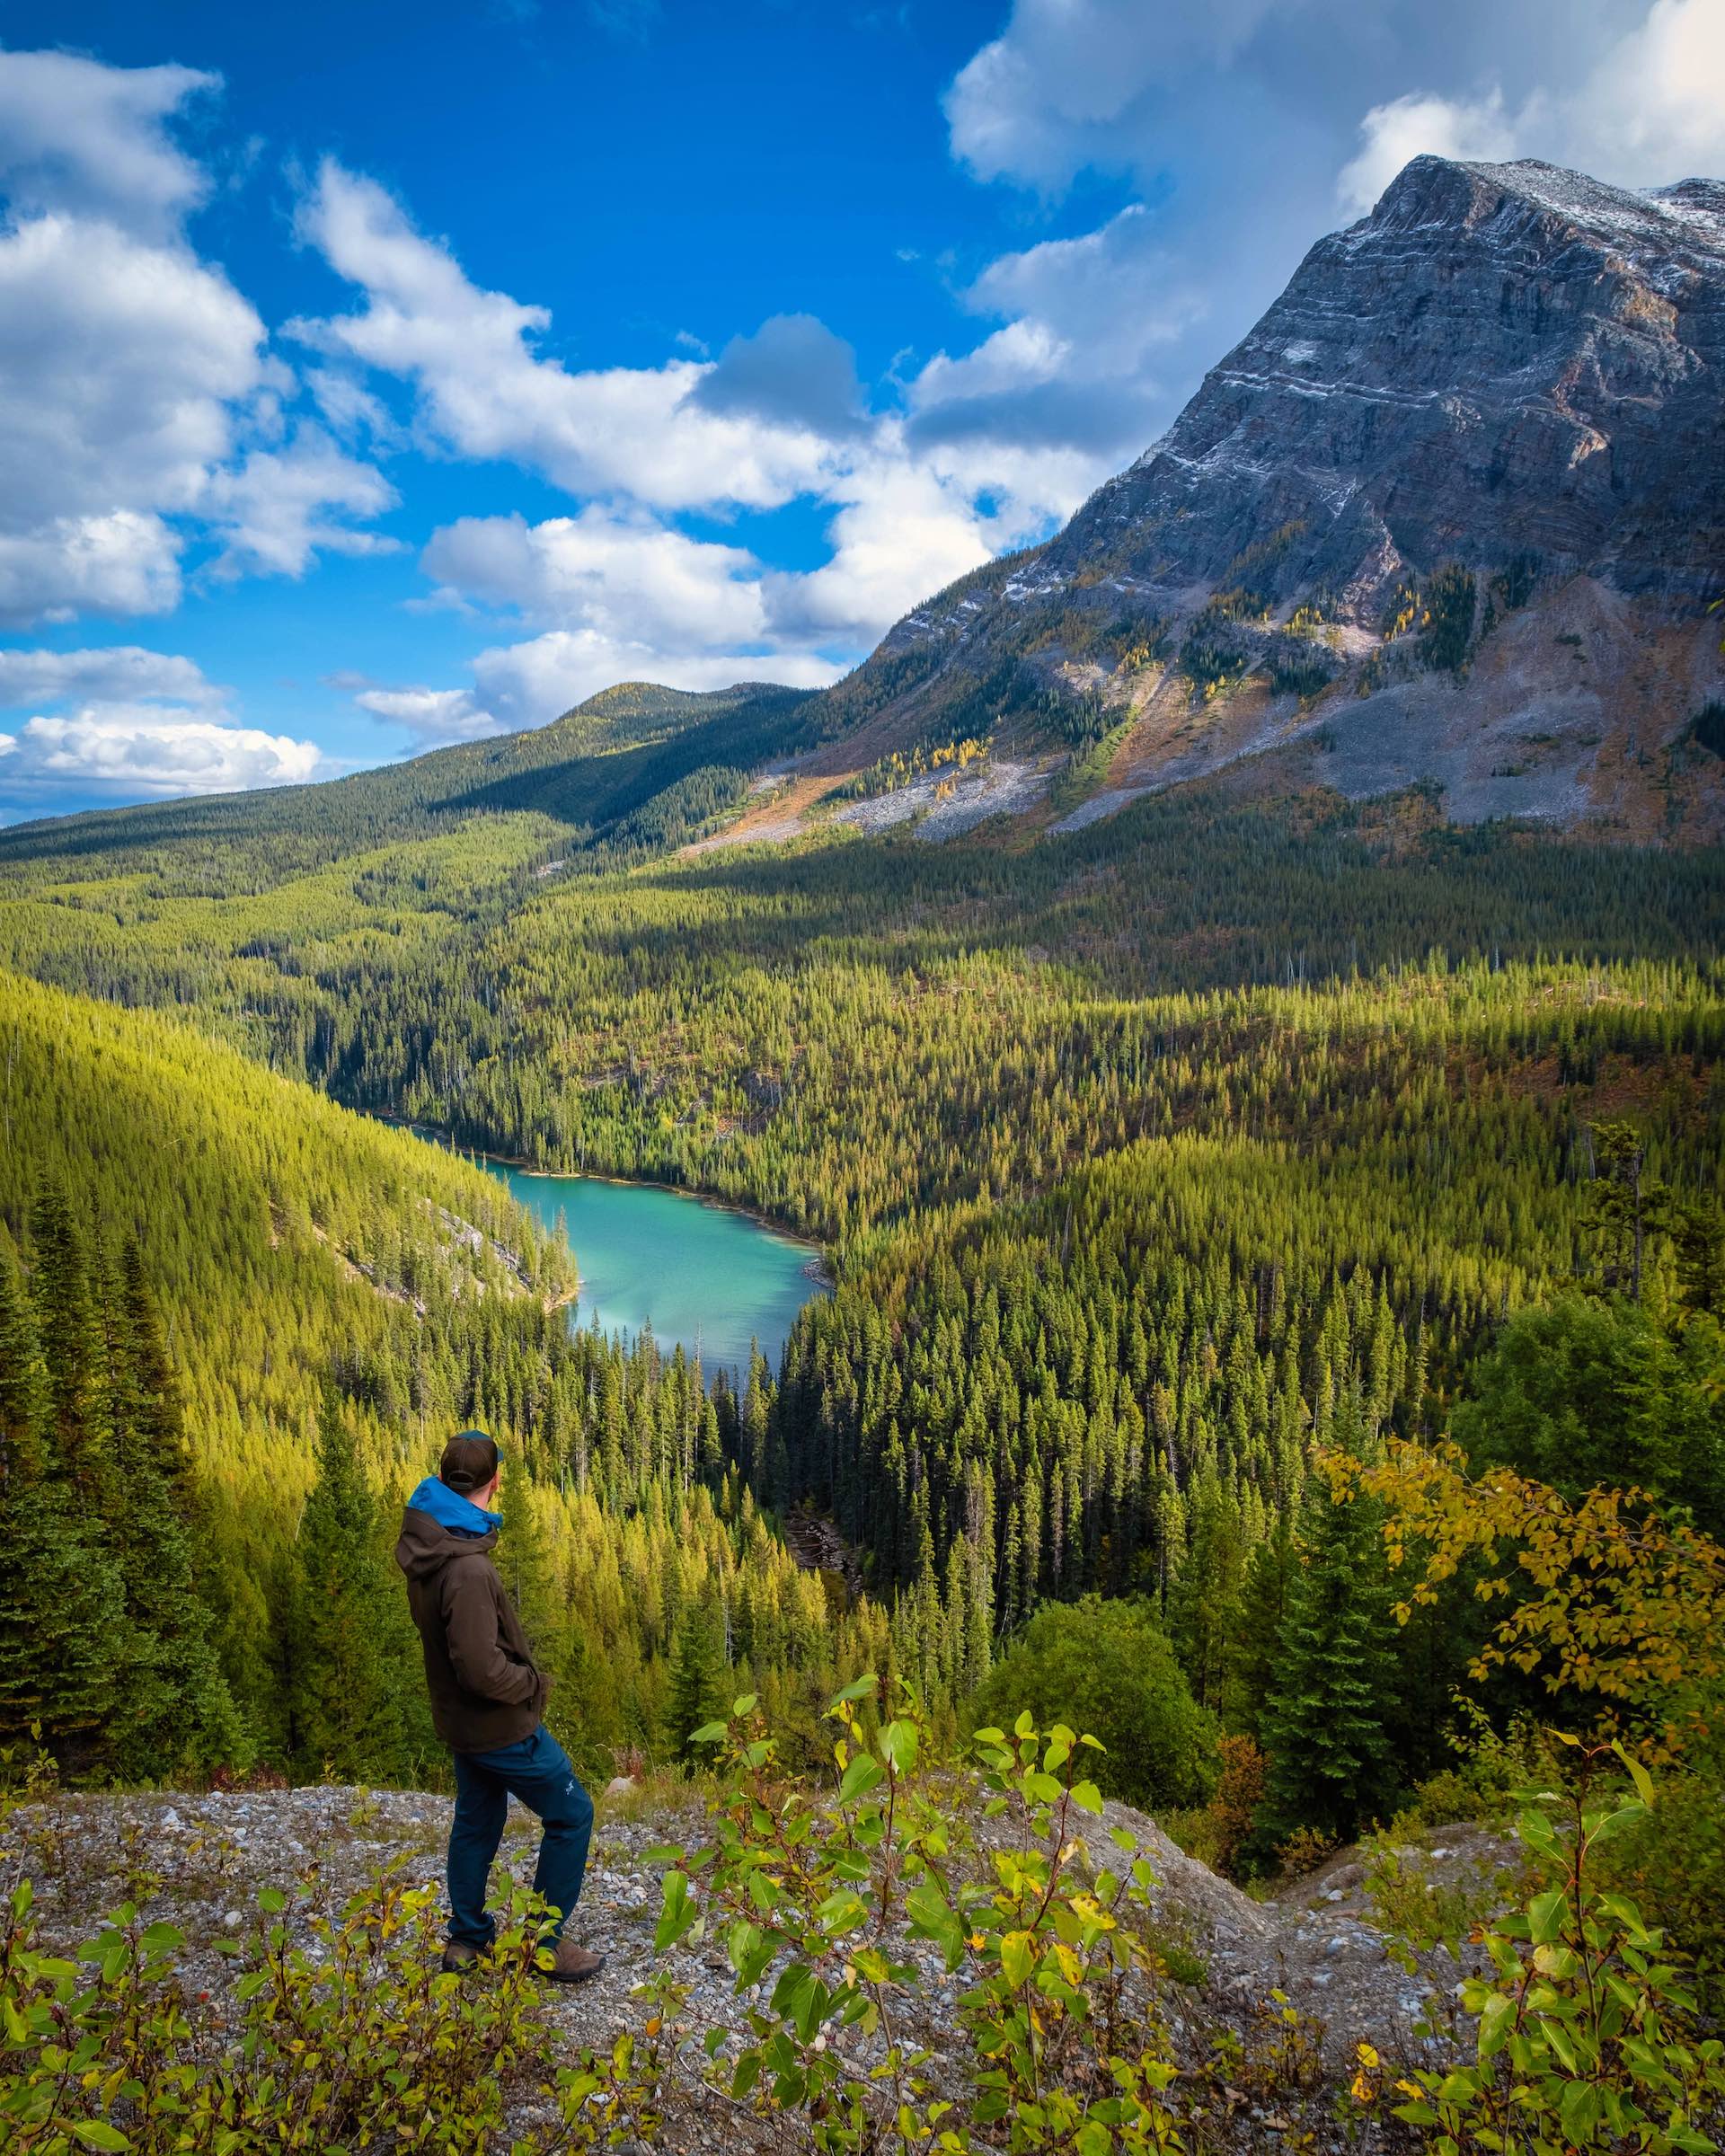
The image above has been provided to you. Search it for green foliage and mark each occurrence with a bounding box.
[1451,1294,1725,1532]
[1417,564,1478,675]
[655,1677,1197,2155]
[971,1599,1218,1812]
[0,1867,680,2152]
[1387,1743,1725,2154]
[661,1602,730,1765]
[0,1192,241,1783]
[288,1387,421,1781]
[1253,1451,1402,1852]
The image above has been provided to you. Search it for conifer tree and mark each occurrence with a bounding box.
[95,1241,247,1780]
[662,1600,729,1764]
[1252,1462,1399,1855]
[0,1247,128,1768]
[288,1387,411,1781]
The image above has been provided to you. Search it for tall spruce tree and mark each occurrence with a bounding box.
[288,1387,411,1781]
[96,1241,246,1781]
[1252,1454,1400,1855]
[662,1600,729,1765]
[0,1240,128,1769]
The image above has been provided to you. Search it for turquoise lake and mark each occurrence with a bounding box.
[482,1162,827,1375]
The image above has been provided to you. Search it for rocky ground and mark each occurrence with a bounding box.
[1,1780,1519,2152]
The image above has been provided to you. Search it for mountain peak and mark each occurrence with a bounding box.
[793,155,1724,842]
[1361,153,1725,273]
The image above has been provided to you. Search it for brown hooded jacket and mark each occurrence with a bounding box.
[394,1505,546,1753]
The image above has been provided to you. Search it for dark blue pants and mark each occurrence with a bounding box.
[447,1725,594,1948]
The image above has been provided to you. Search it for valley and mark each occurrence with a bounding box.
[2,120,1724,2155]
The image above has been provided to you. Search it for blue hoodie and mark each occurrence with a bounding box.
[405,1475,501,1538]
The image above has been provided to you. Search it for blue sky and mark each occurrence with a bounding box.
[1,0,1720,820]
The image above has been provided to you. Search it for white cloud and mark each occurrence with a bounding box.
[353,685,497,746]
[1338,90,1520,215]
[0,48,395,627]
[202,426,400,578]
[1337,3,1725,216]
[0,512,184,627]
[944,0,1282,190]
[422,508,767,647]
[0,46,216,239]
[765,451,995,644]
[1564,0,1725,180]
[0,702,323,796]
[0,644,218,708]
[293,160,836,513]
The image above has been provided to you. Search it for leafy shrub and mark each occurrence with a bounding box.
[1449,1293,1725,1533]
[1386,1741,1725,2154]
[659,1677,1199,2153]
[1603,1747,1725,2018]
[1164,1732,1265,1879]
[0,1869,678,2152]
[968,1598,1220,1811]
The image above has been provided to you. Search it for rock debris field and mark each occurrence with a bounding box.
[4,1782,1519,2152]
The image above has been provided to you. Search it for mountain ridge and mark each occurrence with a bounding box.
[698,154,1722,848]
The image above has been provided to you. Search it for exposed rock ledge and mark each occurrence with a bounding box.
[4,1783,1517,2152]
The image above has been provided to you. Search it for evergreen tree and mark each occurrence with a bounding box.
[662,1601,729,1765]
[95,1241,248,1780]
[288,1387,411,1781]
[1252,1466,1400,1855]
[0,1248,128,1769]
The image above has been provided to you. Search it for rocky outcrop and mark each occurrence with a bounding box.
[815,156,1725,840]
[1052,157,1725,608]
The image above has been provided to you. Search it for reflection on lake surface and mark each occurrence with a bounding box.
[482,1161,827,1376]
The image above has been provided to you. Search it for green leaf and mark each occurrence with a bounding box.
[72,2125,131,2152]
[880,1719,918,1774]
[838,1754,885,1804]
[689,1720,728,1744]
[731,1692,757,1718]
[830,1675,879,1706]
[1528,1888,1567,1945]
[998,1931,1036,1988]
[1611,1740,1655,1807]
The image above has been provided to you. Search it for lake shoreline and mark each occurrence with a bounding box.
[381,1110,832,1281]
[381,1121,836,1319]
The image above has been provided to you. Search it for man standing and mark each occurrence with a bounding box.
[394,1429,604,1982]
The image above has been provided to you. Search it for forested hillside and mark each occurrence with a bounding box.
[0,970,881,1781]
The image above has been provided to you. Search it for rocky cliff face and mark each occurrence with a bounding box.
[800,156,1725,842]
[1053,156,1725,608]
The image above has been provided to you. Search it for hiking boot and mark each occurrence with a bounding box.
[440,1940,482,1974]
[539,1936,606,1984]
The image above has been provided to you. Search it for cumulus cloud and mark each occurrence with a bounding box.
[423,508,767,647]
[352,685,497,747]
[692,314,869,437]
[1340,0,1725,216]
[0,46,217,239]
[292,160,836,512]
[203,426,400,578]
[0,703,323,800]
[0,46,394,628]
[1337,90,1521,214]
[0,644,218,708]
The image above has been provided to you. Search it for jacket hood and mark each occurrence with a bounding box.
[394,1477,500,1582]
[406,1474,500,1535]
